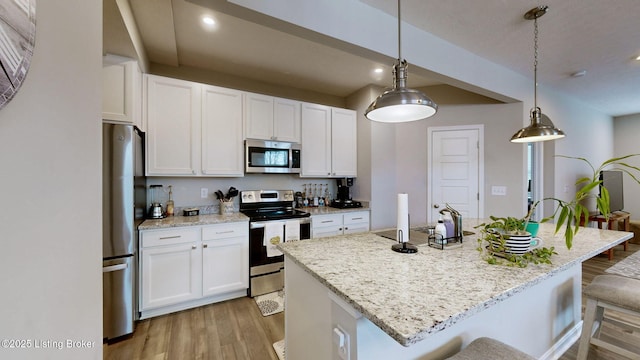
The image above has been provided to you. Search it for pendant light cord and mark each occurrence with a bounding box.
[533,15,539,109]
[397,0,402,60]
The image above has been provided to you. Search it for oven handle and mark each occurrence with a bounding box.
[250,217,311,229]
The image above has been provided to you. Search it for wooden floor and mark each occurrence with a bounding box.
[559,242,640,360]
[104,243,640,360]
[104,296,284,360]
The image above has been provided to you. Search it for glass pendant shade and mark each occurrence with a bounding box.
[511,107,565,143]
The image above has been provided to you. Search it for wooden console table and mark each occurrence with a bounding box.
[580,211,630,260]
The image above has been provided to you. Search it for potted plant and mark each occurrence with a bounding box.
[477,154,640,267]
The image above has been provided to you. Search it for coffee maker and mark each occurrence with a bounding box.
[330,178,362,209]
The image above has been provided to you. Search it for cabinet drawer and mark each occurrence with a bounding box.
[141,228,199,248]
[202,222,248,241]
[312,214,343,228]
[343,211,370,225]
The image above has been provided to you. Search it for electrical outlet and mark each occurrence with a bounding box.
[200,188,208,199]
[491,186,507,196]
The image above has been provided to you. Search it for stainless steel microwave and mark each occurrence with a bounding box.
[245,139,301,174]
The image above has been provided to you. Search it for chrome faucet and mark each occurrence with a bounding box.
[439,204,463,242]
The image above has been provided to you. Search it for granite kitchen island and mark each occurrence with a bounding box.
[278,219,633,360]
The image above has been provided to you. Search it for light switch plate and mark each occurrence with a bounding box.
[491,186,507,196]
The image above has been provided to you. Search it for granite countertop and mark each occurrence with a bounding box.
[139,213,249,230]
[277,219,633,347]
[138,206,369,230]
[299,205,370,215]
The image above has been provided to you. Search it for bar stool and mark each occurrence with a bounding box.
[446,337,535,360]
[577,274,640,359]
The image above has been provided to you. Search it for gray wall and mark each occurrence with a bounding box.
[0,1,102,359]
[613,113,640,218]
[356,102,525,230]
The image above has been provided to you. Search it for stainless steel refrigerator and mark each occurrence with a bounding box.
[102,123,146,341]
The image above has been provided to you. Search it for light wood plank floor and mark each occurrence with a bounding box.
[559,242,640,360]
[104,243,640,360]
[104,296,284,360]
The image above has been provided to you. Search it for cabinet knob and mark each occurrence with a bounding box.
[192,245,197,250]
[203,244,208,248]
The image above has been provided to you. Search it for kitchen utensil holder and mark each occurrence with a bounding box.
[220,201,234,215]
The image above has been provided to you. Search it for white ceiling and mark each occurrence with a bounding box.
[104,0,640,117]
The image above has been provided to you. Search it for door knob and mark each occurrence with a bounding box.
[434,204,440,208]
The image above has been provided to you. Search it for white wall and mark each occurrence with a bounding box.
[538,87,614,209]
[613,113,640,219]
[357,102,524,230]
[0,1,102,359]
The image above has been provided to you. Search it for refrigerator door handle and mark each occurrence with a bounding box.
[103,263,128,273]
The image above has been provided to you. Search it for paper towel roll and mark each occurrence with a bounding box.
[397,193,409,243]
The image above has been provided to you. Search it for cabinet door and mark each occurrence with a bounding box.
[273,97,301,143]
[244,92,274,141]
[201,85,244,176]
[102,54,139,125]
[145,75,200,175]
[202,236,249,297]
[330,108,357,177]
[343,212,369,234]
[140,243,202,310]
[312,214,343,238]
[301,103,332,177]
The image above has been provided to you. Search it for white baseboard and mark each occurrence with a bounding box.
[539,321,583,360]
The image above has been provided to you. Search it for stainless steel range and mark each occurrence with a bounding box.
[240,190,311,297]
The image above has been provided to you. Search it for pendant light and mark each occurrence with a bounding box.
[365,0,437,123]
[511,6,565,143]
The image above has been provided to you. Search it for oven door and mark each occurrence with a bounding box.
[248,218,311,297]
[249,218,311,267]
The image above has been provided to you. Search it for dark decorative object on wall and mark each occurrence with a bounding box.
[0,0,36,110]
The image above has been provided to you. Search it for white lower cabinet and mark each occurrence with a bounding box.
[139,222,248,319]
[140,241,201,311]
[342,211,370,235]
[311,211,370,238]
[201,223,249,297]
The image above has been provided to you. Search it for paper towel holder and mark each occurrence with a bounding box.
[392,229,418,253]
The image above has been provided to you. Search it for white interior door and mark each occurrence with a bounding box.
[428,126,483,222]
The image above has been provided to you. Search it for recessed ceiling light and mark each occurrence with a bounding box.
[202,16,215,26]
[373,68,383,74]
[571,70,587,78]
[636,55,640,61]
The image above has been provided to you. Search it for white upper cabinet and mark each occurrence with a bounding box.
[301,103,357,177]
[102,54,141,128]
[245,93,301,143]
[330,108,357,177]
[144,75,244,177]
[201,85,244,176]
[244,93,274,140]
[144,75,200,176]
[301,103,332,177]
[273,97,301,143]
